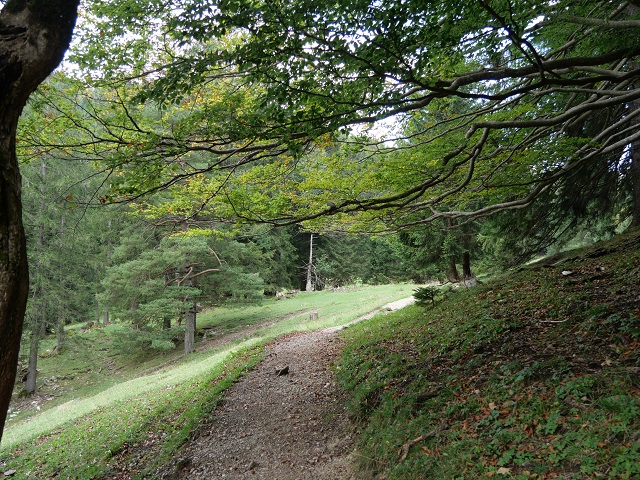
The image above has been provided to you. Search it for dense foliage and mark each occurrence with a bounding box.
[54,0,639,235]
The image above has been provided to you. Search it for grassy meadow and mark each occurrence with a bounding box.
[2,230,640,479]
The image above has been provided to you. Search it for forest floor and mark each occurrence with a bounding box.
[151,298,415,479]
[334,230,640,479]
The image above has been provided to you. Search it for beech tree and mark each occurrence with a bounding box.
[0,0,79,441]
[61,0,640,230]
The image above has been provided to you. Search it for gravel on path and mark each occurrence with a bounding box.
[159,297,414,480]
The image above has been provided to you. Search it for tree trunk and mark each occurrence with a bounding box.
[305,233,314,292]
[446,257,461,283]
[55,312,64,352]
[184,304,196,355]
[443,218,461,282]
[0,0,80,442]
[24,327,39,395]
[462,251,473,279]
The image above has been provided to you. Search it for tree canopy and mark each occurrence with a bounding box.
[56,0,640,232]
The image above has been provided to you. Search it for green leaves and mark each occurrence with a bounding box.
[27,0,637,244]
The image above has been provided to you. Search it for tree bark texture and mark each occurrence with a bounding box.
[0,0,79,442]
[184,305,196,355]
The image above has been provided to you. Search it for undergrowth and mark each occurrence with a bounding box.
[337,229,640,479]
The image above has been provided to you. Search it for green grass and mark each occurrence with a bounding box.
[1,283,415,478]
[336,229,640,479]
[2,337,263,450]
[197,283,416,333]
[4,345,264,479]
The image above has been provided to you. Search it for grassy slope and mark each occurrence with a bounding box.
[337,229,640,479]
[0,284,415,479]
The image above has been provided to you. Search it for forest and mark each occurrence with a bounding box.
[0,0,639,477]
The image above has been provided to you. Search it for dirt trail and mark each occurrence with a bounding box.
[158,297,414,479]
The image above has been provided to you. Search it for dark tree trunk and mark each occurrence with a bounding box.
[444,218,461,282]
[462,251,473,279]
[24,327,39,394]
[446,257,461,283]
[0,0,79,442]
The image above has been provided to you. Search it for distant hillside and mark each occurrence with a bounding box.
[338,228,640,479]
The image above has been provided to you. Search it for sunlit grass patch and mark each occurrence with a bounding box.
[2,345,264,478]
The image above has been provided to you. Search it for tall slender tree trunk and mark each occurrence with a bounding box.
[102,219,113,325]
[184,304,196,355]
[55,311,65,352]
[24,326,39,394]
[24,160,47,392]
[0,0,80,442]
[305,233,314,292]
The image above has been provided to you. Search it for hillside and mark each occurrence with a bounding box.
[337,228,640,479]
